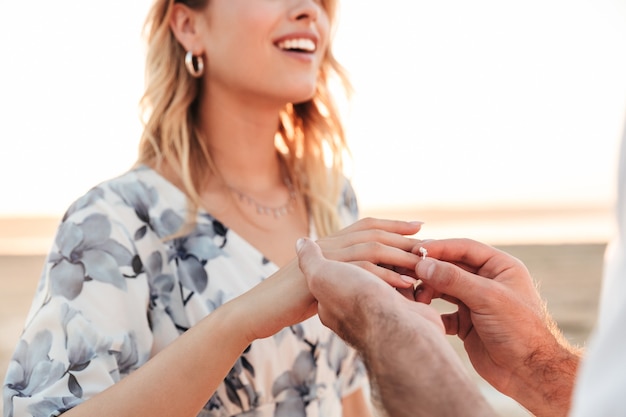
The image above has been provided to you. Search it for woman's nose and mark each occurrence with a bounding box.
[290,0,321,22]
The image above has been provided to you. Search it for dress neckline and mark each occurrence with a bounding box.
[135,164,314,269]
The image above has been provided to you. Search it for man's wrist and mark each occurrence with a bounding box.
[512,338,582,417]
[361,303,497,417]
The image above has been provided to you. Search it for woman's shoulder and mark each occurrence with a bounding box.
[80,165,171,196]
[59,165,188,235]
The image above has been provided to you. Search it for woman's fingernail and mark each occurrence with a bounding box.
[409,221,425,226]
[296,237,306,253]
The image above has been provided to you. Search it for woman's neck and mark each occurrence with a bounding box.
[199,90,285,190]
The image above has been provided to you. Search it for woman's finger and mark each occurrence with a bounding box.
[352,261,419,289]
[329,241,421,271]
[336,218,423,237]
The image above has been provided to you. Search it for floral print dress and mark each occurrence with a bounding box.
[3,166,366,417]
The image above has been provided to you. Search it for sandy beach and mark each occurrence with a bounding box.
[0,212,609,416]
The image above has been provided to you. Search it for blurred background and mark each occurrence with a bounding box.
[1,0,626,415]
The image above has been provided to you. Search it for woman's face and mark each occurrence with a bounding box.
[197,0,330,106]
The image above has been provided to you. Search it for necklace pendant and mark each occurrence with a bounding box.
[227,170,298,220]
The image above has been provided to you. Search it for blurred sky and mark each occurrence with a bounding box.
[1,0,625,217]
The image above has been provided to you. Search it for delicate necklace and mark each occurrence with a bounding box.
[227,176,298,219]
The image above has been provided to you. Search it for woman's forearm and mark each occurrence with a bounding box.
[63,259,314,417]
[63,299,250,417]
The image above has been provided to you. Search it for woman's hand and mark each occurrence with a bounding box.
[316,217,423,289]
[239,218,423,342]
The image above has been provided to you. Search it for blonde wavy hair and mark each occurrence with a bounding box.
[137,0,352,238]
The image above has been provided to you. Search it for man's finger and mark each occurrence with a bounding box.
[416,257,493,312]
[414,239,502,271]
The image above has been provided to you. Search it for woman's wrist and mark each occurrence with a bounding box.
[235,257,316,344]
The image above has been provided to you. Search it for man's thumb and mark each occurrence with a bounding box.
[296,237,323,275]
[416,257,481,305]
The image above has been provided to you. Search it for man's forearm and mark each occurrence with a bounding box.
[362,306,497,417]
[510,338,582,417]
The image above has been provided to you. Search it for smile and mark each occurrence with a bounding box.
[276,38,316,53]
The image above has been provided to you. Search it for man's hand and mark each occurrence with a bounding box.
[297,237,496,417]
[297,236,443,349]
[414,238,582,417]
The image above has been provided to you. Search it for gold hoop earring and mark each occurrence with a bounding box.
[185,51,204,78]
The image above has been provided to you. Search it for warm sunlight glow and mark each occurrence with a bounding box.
[334,0,626,211]
[1,0,625,245]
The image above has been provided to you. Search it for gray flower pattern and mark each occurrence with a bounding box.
[3,166,366,417]
[47,213,136,300]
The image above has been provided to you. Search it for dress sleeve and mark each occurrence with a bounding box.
[338,347,368,398]
[338,178,360,225]
[2,187,155,417]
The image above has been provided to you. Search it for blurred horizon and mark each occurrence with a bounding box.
[1,0,625,250]
[0,202,614,255]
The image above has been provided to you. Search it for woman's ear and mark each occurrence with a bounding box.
[169,3,204,54]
